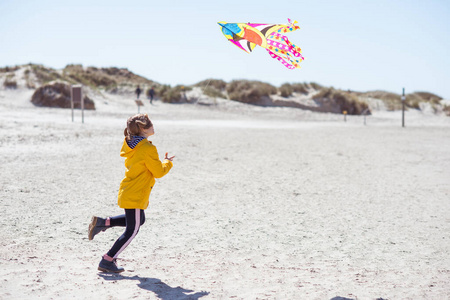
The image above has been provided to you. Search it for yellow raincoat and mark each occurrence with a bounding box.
[117,139,173,210]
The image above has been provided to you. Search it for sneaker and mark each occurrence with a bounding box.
[98,258,125,273]
[88,216,108,240]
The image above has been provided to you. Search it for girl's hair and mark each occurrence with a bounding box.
[124,114,153,141]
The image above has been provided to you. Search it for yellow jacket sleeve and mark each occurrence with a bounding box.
[144,145,173,178]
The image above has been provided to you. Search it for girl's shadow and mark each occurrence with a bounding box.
[98,273,209,300]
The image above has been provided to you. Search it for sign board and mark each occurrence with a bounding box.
[135,100,144,113]
[72,86,82,103]
[71,85,84,123]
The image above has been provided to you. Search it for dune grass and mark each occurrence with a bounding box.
[157,85,193,103]
[2,63,446,115]
[226,80,277,104]
[278,82,317,97]
[194,79,227,99]
[443,105,450,116]
[194,79,227,91]
[362,90,443,111]
[314,88,370,115]
[3,79,17,89]
[0,66,20,73]
[32,64,64,85]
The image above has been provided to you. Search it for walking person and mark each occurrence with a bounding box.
[88,113,174,273]
[135,85,142,99]
[148,87,155,104]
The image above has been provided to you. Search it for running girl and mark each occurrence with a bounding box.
[88,113,174,273]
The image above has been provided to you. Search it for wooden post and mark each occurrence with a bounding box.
[343,110,347,122]
[135,100,144,113]
[71,90,74,122]
[362,108,369,126]
[401,88,405,127]
[71,85,83,123]
[81,90,84,124]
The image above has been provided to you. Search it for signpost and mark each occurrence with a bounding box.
[135,100,144,113]
[362,108,370,125]
[71,85,84,123]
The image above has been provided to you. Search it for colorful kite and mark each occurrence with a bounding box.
[218,18,304,69]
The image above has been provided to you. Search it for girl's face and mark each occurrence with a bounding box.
[140,125,154,138]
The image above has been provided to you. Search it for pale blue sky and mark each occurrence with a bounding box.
[1,0,449,98]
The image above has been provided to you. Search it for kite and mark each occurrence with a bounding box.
[218,18,304,69]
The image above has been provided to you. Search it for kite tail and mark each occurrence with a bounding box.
[269,33,304,60]
[266,49,296,69]
[285,52,302,68]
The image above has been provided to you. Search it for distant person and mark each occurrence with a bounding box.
[88,114,175,273]
[135,85,142,99]
[148,87,155,104]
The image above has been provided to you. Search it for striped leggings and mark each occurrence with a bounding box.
[107,209,145,259]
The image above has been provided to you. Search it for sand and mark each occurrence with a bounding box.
[0,88,449,299]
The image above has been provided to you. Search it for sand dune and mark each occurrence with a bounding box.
[1,89,449,299]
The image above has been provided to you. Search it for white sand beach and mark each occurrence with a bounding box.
[1,88,449,299]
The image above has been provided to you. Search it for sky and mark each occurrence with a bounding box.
[1,0,449,98]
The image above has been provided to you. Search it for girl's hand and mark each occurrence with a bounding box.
[165,152,175,161]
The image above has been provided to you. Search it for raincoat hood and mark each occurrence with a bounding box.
[120,138,148,158]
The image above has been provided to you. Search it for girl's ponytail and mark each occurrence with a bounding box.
[124,128,131,141]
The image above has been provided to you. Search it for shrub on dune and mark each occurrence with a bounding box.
[313,88,370,115]
[226,80,277,105]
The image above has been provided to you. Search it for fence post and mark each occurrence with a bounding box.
[71,85,83,123]
[401,88,405,127]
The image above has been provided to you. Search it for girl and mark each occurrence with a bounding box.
[88,113,174,273]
